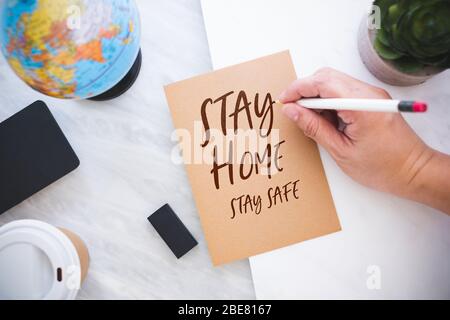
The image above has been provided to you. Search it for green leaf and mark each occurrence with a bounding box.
[388,3,402,21]
[393,56,424,73]
[372,0,450,68]
[377,29,391,46]
[418,53,449,66]
[374,37,404,60]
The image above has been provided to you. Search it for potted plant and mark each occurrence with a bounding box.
[358,0,450,86]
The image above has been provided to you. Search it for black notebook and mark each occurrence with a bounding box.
[0,101,80,214]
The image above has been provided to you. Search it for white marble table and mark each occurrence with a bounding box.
[0,0,255,299]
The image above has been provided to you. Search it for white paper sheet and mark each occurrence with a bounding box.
[201,0,450,299]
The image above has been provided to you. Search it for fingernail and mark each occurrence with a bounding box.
[278,90,287,102]
[282,105,299,121]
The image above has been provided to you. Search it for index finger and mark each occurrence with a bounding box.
[278,77,320,103]
[278,68,348,103]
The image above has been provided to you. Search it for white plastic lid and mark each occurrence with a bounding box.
[0,220,81,300]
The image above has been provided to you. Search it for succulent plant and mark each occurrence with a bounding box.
[373,0,450,73]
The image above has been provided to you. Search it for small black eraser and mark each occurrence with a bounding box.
[148,204,198,259]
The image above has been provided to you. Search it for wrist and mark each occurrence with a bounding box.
[404,146,435,195]
[402,146,450,214]
[395,141,434,200]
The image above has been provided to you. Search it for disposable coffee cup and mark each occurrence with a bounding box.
[0,220,89,300]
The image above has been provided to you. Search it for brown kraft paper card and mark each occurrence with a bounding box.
[164,50,341,265]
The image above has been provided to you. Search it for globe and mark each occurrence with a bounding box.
[0,0,141,100]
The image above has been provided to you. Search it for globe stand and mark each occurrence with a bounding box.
[89,49,142,101]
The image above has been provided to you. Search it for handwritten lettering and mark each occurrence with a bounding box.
[267,180,300,209]
[210,140,285,189]
[230,194,262,219]
[200,91,275,147]
[202,91,281,190]
[229,179,301,219]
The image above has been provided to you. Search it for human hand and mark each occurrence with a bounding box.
[279,68,450,213]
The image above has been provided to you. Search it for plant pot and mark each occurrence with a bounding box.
[357,15,443,86]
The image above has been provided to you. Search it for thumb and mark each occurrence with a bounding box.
[282,103,347,156]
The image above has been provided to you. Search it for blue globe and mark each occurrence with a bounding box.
[0,0,141,99]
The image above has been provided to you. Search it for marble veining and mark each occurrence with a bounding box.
[0,0,255,299]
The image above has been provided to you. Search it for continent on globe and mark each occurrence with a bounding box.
[0,0,141,100]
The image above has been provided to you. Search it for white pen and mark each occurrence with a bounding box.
[277,98,427,113]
